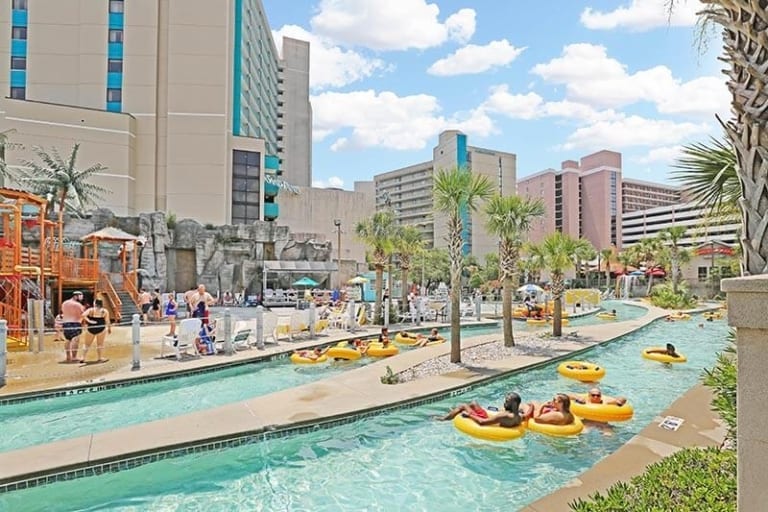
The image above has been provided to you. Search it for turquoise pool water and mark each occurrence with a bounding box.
[0,315,729,512]
[519,300,646,329]
[0,302,636,454]
[0,325,502,452]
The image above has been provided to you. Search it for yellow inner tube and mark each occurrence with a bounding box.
[366,342,399,358]
[424,336,446,347]
[667,313,691,321]
[290,353,328,364]
[326,342,362,360]
[642,347,687,364]
[596,312,617,320]
[570,395,634,422]
[526,318,547,326]
[453,411,526,442]
[703,312,723,320]
[527,416,584,437]
[547,318,569,326]
[394,332,420,346]
[557,361,606,382]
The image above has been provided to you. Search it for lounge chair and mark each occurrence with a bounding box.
[161,318,202,360]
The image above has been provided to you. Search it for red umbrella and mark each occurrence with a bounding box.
[646,267,666,278]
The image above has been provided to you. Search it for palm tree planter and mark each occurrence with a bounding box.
[355,210,398,324]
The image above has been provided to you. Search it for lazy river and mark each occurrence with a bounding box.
[0,315,730,511]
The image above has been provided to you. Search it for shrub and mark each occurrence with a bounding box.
[569,447,736,512]
[702,333,737,447]
[204,223,215,230]
[166,212,177,230]
[649,282,697,309]
[380,365,399,385]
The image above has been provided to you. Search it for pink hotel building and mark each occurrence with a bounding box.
[517,150,682,251]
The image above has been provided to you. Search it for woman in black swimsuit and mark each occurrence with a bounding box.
[80,298,112,363]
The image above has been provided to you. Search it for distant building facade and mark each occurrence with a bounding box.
[373,130,517,260]
[0,0,311,224]
[518,150,682,251]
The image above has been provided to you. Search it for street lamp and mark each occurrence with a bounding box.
[334,219,342,290]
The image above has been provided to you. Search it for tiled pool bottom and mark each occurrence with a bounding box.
[0,316,730,511]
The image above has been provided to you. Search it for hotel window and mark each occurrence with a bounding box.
[231,150,261,224]
[106,88,122,102]
[11,26,27,40]
[10,87,25,99]
[109,0,124,13]
[108,59,123,72]
[12,0,27,9]
[108,29,124,43]
[10,57,25,70]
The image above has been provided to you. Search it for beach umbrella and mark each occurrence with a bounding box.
[347,276,368,285]
[293,276,319,287]
[517,284,543,295]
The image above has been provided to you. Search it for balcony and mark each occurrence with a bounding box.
[264,182,279,197]
[264,202,279,221]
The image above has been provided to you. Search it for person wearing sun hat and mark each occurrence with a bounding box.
[60,291,85,363]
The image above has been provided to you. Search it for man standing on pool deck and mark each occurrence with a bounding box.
[61,291,85,363]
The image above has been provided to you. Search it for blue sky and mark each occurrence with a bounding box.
[262,0,727,189]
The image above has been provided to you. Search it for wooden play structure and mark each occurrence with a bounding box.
[0,188,141,349]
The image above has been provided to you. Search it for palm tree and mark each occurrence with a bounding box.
[355,210,398,324]
[484,194,545,347]
[572,239,596,288]
[433,166,494,363]
[0,129,23,182]
[528,232,580,337]
[394,225,425,313]
[599,247,615,289]
[671,137,739,213]
[628,237,663,295]
[658,226,688,294]
[669,1,768,275]
[17,144,109,219]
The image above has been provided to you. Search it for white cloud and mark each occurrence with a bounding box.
[634,145,684,164]
[561,116,709,150]
[310,0,476,51]
[531,43,729,116]
[312,176,346,188]
[481,84,621,122]
[580,0,699,31]
[273,25,388,90]
[445,8,477,44]
[311,89,495,151]
[427,40,525,76]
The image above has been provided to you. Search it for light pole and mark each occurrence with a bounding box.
[334,219,342,290]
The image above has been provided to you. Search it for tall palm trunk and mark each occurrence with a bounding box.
[500,241,516,347]
[448,216,463,363]
[551,273,565,337]
[374,263,384,323]
[711,1,768,274]
[400,258,410,314]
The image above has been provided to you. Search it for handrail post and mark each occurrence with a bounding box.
[0,319,7,387]
[131,314,141,371]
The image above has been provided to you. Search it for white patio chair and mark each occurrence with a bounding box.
[161,318,202,360]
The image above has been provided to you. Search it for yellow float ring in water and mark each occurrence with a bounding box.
[326,342,362,360]
[667,313,691,321]
[290,353,328,364]
[642,347,687,364]
[557,361,606,382]
[703,311,723,320]
[596,312,617,320]
[394,333,419,346]
[452,411,526,442]
[570,395,634,422]
[526,318,547,326]
[547,318,569,326]
[366,342,399,357]
[424,336,446,347]
[527,417,584,437]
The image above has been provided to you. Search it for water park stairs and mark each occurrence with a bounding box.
[116,290,141,321]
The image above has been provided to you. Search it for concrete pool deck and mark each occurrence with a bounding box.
[0,302,728,507]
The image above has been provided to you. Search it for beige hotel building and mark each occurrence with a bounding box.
[0,0,311,225]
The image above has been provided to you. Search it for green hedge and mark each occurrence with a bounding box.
[569,447,736,512]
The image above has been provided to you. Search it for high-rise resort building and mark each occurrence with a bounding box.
[0,0,311,225]
[373,130,517,260]
[517,150,682,251]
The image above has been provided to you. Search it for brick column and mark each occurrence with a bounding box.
[721,274,768,512]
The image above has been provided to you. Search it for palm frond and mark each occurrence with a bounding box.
[670,137,739,213]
